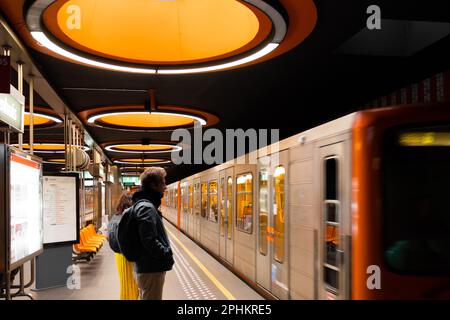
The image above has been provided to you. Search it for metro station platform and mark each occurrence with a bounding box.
[21,221,262,300]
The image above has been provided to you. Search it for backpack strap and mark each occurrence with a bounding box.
[133,199,156,212]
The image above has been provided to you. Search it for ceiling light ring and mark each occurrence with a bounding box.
[13,142,90,154]
[43,158,66,164]
[114,159,172,165]
[25,111,62,123]
[86,110,208,131]
[26,0,287,74]
[24,110,63,129]
[104,143,182,154]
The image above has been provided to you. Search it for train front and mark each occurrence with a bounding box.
[352,103,450,299]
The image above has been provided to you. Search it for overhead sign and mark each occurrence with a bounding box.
[0,85,25,133]
[0,55,10,93]
[121,176,140,186]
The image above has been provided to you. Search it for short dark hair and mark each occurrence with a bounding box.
[140,167,167,190]
[116,191,133,214]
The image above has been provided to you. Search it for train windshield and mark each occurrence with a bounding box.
[383,127,450,275]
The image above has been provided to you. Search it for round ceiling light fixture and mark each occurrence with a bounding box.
[105,143,182,154]
[114,158,171,165]
[24,111,63,127]
[26,0,288,74]
[43,158,65,164]
[81,105,218,131]
[88,111,206,127]
[14,143,90,153]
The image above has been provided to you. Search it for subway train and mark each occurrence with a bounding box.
[161,103,450,300]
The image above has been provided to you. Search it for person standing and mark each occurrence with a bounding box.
[113,191,139,300]
[131,167,174,300]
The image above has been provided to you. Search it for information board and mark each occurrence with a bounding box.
[43,174,80,245]
[9,152,43,267]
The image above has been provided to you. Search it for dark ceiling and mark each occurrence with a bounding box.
[3,0,450,182]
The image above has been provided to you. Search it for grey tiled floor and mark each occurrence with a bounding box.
[8,222,262,300]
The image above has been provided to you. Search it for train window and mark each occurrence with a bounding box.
[174,188,178,209]
[189,184,193,211]
[182,185,188,211]
[181,186,184,210]
[236,173,253,233]
[326,158,338,200]
[259,169,269,256]
[209,180,218,222]
[227,177,233,240]
[168,189,171,207]
[274,166,286,263]
[201,182,207,218]
[324,157,340,293]
[220,178,225,236]
[326,203,338,223]
[194,182,200,213]
[383,128,450,275]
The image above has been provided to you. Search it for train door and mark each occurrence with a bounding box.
[200,178,208,244]
[319,142,350,300]
[219,168,234,265]
[193,178,201,241]
[256,151,289,299]
[180,184,184,230]
[187,182,193,236]
[181,183,187,231]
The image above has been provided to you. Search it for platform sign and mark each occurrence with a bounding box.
[43,174,80,245]
[121,176,140,186]
[0,55,10,93]
[0,85,25,133]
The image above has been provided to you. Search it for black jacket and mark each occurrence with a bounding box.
[132,188,174,273]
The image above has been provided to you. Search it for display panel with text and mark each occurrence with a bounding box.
[43,174,80,245]
[9,153,43,267]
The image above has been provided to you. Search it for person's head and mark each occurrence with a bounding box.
[140,167,167,195]
[116,191,133,215]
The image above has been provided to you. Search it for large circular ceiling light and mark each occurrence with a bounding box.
[44,158,66,164]
[88,111,206,127]
[114,158,171,165]
[24,110,62,127]
[26,0,288,74]
[14,143,90,153]
[105,143,182,154]
[81,105,218,131]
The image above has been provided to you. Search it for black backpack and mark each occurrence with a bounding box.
[117,200,151,262]
[107,214,122,253]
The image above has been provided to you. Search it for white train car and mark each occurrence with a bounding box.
[162,104,450,300]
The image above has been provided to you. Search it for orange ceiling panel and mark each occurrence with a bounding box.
[43,0,269,64]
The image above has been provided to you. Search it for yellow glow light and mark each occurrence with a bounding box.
[114,158,171,165]
[399,132,450,146]
[54,0,260,63]
[87,111,206,127]
[105,144,182,154]
[24,112,62,126]
[13,143,89,153]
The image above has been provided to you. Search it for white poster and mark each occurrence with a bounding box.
[9,154,43,265]
[43,175,78,244]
